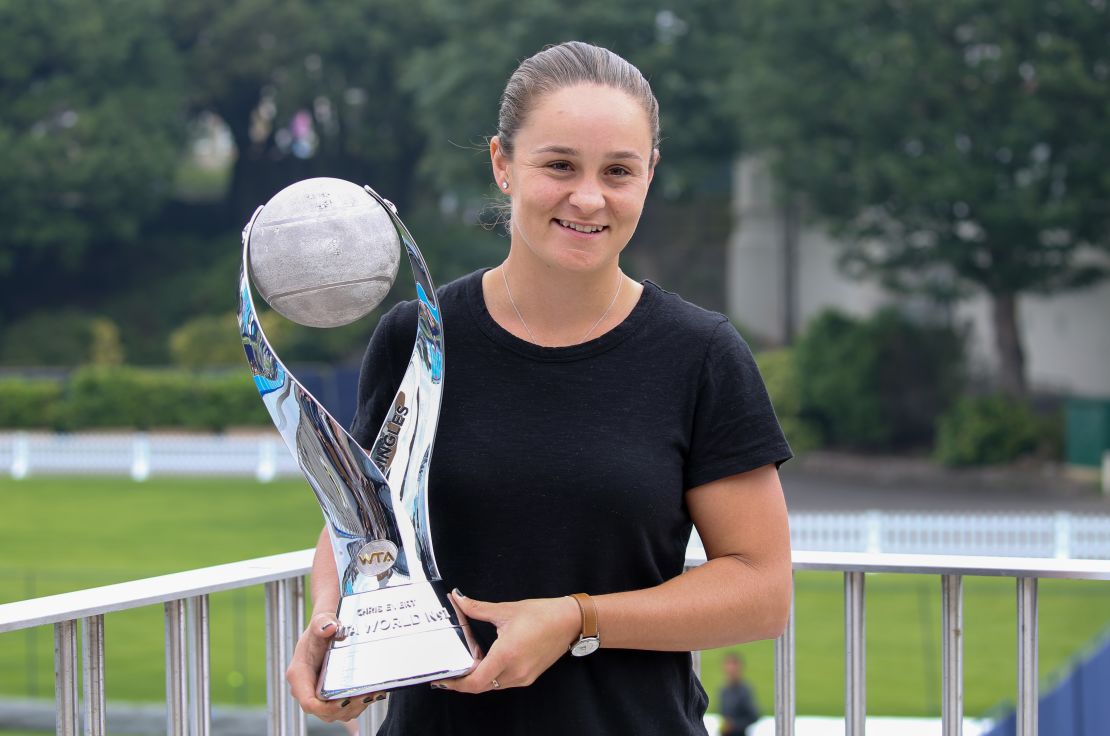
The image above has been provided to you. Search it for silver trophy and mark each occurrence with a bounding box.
[237,178,476,700]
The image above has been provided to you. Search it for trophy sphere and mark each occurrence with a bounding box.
[248,177,401,328]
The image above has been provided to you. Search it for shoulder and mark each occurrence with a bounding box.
[641,280,749,358]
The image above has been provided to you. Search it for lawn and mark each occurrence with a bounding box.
[1,476,1108,719]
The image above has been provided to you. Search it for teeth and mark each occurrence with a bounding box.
[558,219,605,233]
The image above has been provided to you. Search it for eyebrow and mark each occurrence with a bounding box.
[531,144,644,162]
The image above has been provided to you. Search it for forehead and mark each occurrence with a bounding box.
[517,84,653,154]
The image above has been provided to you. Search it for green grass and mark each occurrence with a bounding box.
[700,573,1110,718]
[0,475,323,705]
[2,476,1108,717]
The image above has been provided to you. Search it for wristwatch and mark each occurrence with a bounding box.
[568,592,601,657]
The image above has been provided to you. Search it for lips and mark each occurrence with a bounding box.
[556,219,607,234]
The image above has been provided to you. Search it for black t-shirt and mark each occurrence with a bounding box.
[349,269,792,736]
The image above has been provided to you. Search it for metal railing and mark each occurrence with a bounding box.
[2,548,1109,736]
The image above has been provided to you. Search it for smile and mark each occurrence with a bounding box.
[556,219,607,234]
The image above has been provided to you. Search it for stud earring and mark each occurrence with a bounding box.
[501,181,509,189]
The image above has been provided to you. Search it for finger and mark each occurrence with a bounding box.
[433,643,508,694]
[450,590,499,625]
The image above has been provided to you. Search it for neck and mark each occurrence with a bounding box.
[485,246,639,347]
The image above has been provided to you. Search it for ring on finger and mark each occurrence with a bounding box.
[490,678,501,690]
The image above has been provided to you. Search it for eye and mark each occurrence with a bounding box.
[607,165,633,177]
[547,160,573,172]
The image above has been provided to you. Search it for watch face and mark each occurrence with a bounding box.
[571,637,600,657]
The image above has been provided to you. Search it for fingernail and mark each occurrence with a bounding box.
[452,588,464,598]
[430,682,446,689]
[320,621,336,632]
[375,693,388,701]
[340,699,351,707]
[363,695,374,704]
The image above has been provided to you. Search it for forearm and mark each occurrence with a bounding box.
[310,526,341,616]
[594,554,792,652]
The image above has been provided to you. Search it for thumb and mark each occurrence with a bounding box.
[308,612,345,643]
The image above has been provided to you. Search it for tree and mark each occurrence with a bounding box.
[403,0,747,200]
[164,0,439,224]
[0,0,184,318]
[733,0,1110,395]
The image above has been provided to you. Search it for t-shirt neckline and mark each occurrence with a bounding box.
[466,267,659,362]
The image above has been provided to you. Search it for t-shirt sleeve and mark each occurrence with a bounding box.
[684,318,793,490]
[349,301,415,450]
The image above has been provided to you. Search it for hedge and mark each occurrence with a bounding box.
[0,367,270,431]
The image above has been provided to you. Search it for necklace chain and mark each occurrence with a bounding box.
[500,264,624,346]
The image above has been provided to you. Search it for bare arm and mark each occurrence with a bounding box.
[594,463,792,650]
[439,463,792,692]
[310,526,340,617]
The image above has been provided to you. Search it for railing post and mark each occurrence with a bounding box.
[845,571,866,736]
[81,615,106,736]
[257,438,277,482]
[941,575,963,736]
[865,511,882,553]
[266,580,291,736]
[132,433,151,481]
[55,619,79,736]
[186,595,211,736]
[1016,577,1039,736]
[774,573,796,736]
[12,430,30,479]
[287,577,307,736]
[165,600,188,736]
[1053,512,1070,559]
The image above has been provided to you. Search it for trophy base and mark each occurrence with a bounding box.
[317,580,476,700]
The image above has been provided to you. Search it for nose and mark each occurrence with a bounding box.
[568,176,605,214]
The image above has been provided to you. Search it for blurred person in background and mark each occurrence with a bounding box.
[286,41,793,734]
[718,652,760,736]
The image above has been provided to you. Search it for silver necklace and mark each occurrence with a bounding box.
[500,265,624,346]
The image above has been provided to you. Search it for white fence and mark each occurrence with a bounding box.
[0,431,300,481]
[5,432,1110,559]
[787,510,1110,559]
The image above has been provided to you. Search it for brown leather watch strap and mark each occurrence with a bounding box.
[570,592,599,639]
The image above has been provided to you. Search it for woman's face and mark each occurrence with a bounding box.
[493,84,657,275]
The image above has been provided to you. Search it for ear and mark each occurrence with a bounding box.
[490,136,510,190]
[647,149,660,184]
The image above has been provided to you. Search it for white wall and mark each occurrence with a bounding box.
[726,158,1110,397]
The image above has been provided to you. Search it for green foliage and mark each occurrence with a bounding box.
[733,0,1110,393]
[403,0,746,199]
[169,313,249,369]
[44,366,269,431]
[753,349,822,453]
[0,311,124,366]
[935,394,1051,466]
[794,309,964,449]
[0,379,64,428]
[0,0,184,289]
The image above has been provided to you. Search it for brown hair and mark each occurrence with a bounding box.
[496,42,661,160]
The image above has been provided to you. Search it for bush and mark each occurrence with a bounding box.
[794,308,964,449]
[754,348,822,452]
[58,366,269,431]
[935,395,1049,466]
[0,378,64,428]
[0,311,124,366]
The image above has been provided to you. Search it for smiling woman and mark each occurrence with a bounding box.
[285,41,794,735]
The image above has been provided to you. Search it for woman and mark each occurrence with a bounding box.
[287,41,793,734]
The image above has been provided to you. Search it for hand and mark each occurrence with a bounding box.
[432,591,582,694]
[286,611,385,722]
